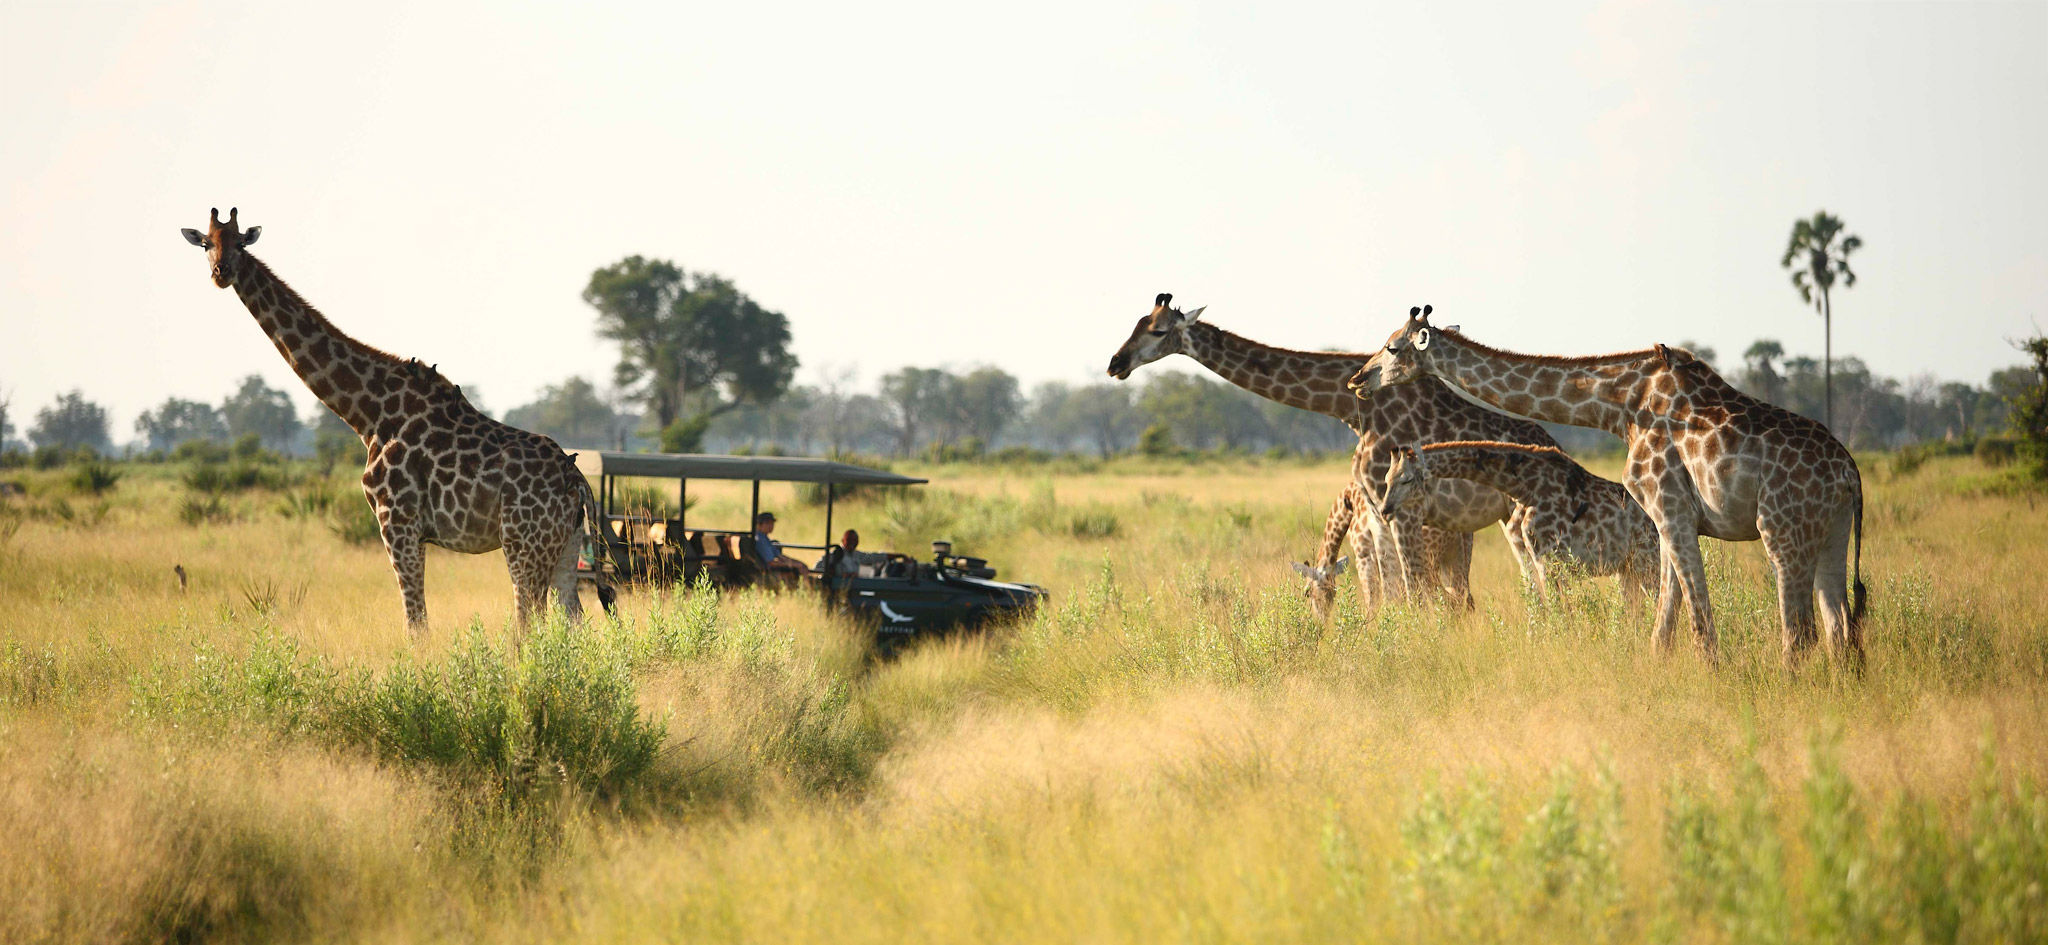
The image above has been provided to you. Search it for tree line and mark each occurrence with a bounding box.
[2,246,2037,464]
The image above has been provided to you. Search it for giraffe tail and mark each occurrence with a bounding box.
[1849,479,1868,630]
[575,473,619,615]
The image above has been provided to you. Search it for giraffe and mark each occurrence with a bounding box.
[1293,478,1478,619]
[1108,293,1550,606]
[181,208,616,638]
[1349,306,1868,665]
[1381,442,1659,610]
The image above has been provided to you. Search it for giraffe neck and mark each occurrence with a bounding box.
[229,253,410,440]
[1182,322,1365,427]
[1422,332,1646,435]
[1418,443,1585,509]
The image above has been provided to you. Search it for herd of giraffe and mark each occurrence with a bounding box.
[181,209,1865,667]
[1113,297,1867,668]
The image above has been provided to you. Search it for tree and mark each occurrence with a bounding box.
[28,390,111,453]
[1742,339,1785,404]
[1780,211,1863,429]
[948,367,1023,446]
[1054,382,1142,458]
[134,397,228,451]
[2012,335,2048,479]
[584,256,798,431]
[0,387,13,449]
[1676,340,1719,371]
[503,376,623,449]
[220,375,303,452]
[880,367,949,456]
[309,405,361,467]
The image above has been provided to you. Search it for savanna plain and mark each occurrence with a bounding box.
[2,450,2045,943]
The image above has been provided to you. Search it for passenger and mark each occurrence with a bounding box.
[822,529,887,577]
[750,512,809,577]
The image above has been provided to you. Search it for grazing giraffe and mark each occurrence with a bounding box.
[181,208,615,638]
[1108,293,1547,606]
[1349,306,1867,665]
[1381,442,1659,610]
[1293,476,1481,618]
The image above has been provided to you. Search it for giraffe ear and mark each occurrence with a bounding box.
[180,228,204,247]
[1441,324,1458,333]
[1413,328,1431,351]
[1182,306,1206,323]
[1332,555,1349,575]
[241,226,261,246]
[1290,562,1315,577]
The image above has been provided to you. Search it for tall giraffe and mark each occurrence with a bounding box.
[1107,293,1549,605]
[181,208,615,637]
[1349,306,1867,665]
[1380,442,1659,610]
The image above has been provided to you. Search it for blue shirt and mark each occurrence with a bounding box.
[752,531,781,562]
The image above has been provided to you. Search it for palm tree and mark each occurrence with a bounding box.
[1743,339,1785,404]
[1780,211,1862,429]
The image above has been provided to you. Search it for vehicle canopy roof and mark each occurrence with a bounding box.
[574,451,926,486]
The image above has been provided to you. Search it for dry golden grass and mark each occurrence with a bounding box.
[1,453,2044,943]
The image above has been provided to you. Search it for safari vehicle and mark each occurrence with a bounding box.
[573,451,1047,641]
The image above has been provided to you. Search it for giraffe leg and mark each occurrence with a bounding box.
[1436,529,1475,609]
[1813,502,1862,669]
[551,532,586,625]
[1502,504,1538,594]
[378,518,429,641]
[1652,554,1683,653]
[1764,529,1820,668]
[1384,509,1432,603]
[1665,527,1718,662]
[1346,513,1378,615]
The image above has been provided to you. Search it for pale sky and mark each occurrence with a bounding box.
[3,0,2044,438]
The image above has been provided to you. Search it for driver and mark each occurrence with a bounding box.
[821,529,887,577]
[750,512,810,577]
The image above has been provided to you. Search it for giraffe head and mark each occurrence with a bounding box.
[1378,445,1432,517]
[180,207,262,289]
[1347,304,1455,396]
[1289,556,1349,620]
[1106,292,1207,380]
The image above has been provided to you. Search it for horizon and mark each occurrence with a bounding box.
[4,0,2043,437]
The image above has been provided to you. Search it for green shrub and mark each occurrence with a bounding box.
[172,439,232,464]
[1064,507,1120,539]
[275,481,337,519]
[1976,434,2019,468]
[326,498,382,545]
[1137,423,1178,457]
[179,495,234,526]
[67,458,121,495]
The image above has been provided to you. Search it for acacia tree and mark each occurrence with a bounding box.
[584,256,798,443]
[28,390,111,453]
[134,397,228,451]
[220,375,303,452]
[1781,211,1863,429]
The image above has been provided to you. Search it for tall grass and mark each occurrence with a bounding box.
[1,452,2045,942]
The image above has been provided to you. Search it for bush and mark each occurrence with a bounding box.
[1137,423,1178,457]
[1975,435,2019,468]
[172,439,231,464]
[67,458,121,495]
[326,498,382,545]
[1065,506,1121,539]
[179,495,234,526]
[183,461,287,495]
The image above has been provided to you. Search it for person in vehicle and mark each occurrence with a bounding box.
[821,529,888,577]
[750,512,810,577]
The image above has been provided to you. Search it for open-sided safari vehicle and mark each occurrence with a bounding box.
[573,451,1047,643]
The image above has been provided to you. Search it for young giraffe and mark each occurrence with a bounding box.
[181,208,615,638]
[1349,306,1867,665]
[1381,442,1659,610]
[1292,479,1476,620]
[1108,293,1548,605]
